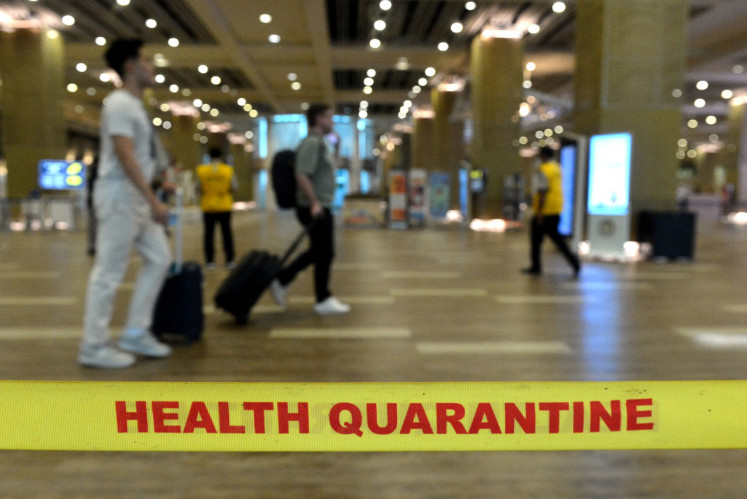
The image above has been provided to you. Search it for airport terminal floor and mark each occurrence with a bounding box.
[0,208,746,497]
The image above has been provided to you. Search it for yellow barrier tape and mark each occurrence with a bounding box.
[0,381,744,451]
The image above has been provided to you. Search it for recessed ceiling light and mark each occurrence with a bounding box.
[374,20,386,31]
[198,65,208,74]
[61,15,75,26]
[451,22,463,34]
[370,39,381,49]
[76,63,87,72]
[380,0,392,11]
[260,14,272,23]
[287,73,298,81]
[552,2,566,13]
[95,37,106,46]
[438,42,449,51]
[168,38,179,47]
[269,34,281,43]
[145,19,157,29]
[117,0,131,5]
[367,69,376,77]
[465,2,476,11]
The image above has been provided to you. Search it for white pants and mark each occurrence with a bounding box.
[82,198,170,346]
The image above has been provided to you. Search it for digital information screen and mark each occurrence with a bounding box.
[38,160,86,190]
[558,143,577,237]
[587,133,632,216]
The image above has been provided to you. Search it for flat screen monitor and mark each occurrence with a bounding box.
[38,160,86,190]
[558,142,577,236]
[587,133,632,216]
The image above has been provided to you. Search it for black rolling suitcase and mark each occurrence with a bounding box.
[214,228,307,324]
[152,189,204,342]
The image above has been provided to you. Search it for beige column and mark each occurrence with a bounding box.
[470,35,523,218]
[411,116,435,171]
[431,88,464,209]
[575,0,688,215]
[170,114,202,172]
[0,28,66,197]
[229,141,253,202]
[720,101,747,202]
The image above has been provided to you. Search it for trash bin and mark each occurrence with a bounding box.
[638,211,696,260]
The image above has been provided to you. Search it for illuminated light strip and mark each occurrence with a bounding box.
[381,271,463,279]
[0,381,743,451]
[0,328,80,339]
[0,297,77,306]
[495,295,593,304]
[416,341,572,355]
[0,271,60,279]
[269,327,411,339]
[390,288,488,297]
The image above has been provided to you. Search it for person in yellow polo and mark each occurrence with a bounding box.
[196,147,237,269]
[522,146,580,277]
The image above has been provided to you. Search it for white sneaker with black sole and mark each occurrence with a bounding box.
[118,329,172,358]
[314,296,351,315]
[78,343,136,369]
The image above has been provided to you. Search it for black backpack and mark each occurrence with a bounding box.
[271,149,297,209]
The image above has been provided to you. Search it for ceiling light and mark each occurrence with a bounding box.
[672,88,682,98]
[61,15,75,26]
[359,110,368,119]
[360,101,369,108]
[367,69,376,77]
[169,84,179,93]
[153,117,163,127]
[269,34,281,43]
[99,73,111,83]
[160,103,170,112]
[168,38,179,47]
[259,14,272,23]
[380,0,392,11]
[523,80,532,89]
[425,67,436,77]
[237,98,246,106]
[526,62,536,71]
[438,42,449,51]
[412,86,422,94]
[552,2,566,13]
[221,85,230,93]
[95,37,106,46]
[76,63,87,72]
[696,80,709,90]
[687,119,698,128]
[155,74,165,83]
[193,99,203,107]
[418,78,427,86]
[364,77,374,86]
[116,0,130,5]
[210,109,220,117]
[249,109,259,118]
[482,28,522,39]
[287,73,298,81]
[145,19,157,29]
[363,86,373,94]
[291,82,302,90]
[705,115,717,125]
[465,2,476,11]
[374,20,386,31]
[198,65,208,74]
[451,22,463,34]
[732,65,744,74]
[66,83,78,93]
[694,98,706,108]
[243,103,253,112]
[528,24,540,34]
[396,58,410,70]
[211,76,221,85]
[722,89,733,99]
[370,39,381,49]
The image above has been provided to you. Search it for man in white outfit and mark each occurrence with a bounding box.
[78,39,172,368]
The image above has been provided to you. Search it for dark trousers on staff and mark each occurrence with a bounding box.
[203,211,234,264]
[276,206,334,303]
[529,214,579,273]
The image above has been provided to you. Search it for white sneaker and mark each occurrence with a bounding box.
[78,343,135,369]
[118,330,172,358]
[269,279,287,308]
[314,296,351,316]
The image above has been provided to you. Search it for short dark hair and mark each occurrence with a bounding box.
[306,103,331,128]
[208,147,223,159]
[104,39,143,78]
[538,146,555,159]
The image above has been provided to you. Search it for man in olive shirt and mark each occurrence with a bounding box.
[270,104,350,315]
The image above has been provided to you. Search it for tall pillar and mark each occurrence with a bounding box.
[720,101,747,203]
[170,114,202,171]
[575,0,688,215]
[411,115,435,172]
[229,141,253,202]
[470,35,523,218]
[431,88,464,209]
[0,28,66,197]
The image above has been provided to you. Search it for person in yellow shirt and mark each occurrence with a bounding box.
[196,147,237,269]
[522,146,580,277]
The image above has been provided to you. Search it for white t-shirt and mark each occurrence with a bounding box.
[96,89,156,204]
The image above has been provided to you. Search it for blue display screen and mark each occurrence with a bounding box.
[558,143,577,236]
[587,133,632,216]
[38,160,86,190]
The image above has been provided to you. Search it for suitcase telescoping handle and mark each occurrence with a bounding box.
[279,220,315,266]
[171,187,184,273]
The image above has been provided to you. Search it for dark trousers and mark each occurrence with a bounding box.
[529,214,579,272]
[203,211,234,264]
[277,207,334,303]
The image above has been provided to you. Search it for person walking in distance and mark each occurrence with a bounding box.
[522,146,581,278]
[269,104,350,315]
[196,147,237,270]
[78,39,172,368]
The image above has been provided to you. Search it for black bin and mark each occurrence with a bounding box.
[638,211,696,260]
